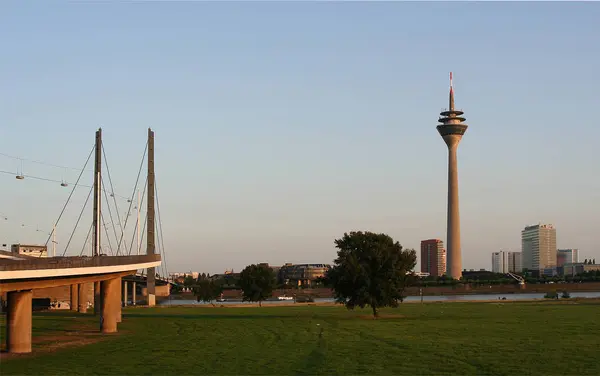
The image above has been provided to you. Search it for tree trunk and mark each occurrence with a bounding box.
[259,300,262,307]
[372,305,378,319]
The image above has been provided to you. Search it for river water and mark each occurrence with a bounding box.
[159,291,600,306]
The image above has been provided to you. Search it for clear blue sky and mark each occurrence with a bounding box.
[1,2,599,274]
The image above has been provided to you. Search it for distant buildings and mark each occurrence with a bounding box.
[11,244,47,258]
[557,249,579,266]
[522,223,557,272]
[563,262,600,276]
[169,272,199,280]
[492,251,523,273]
[491,251,507,273]
[277,263,330,287]
[421,239,446,277]
[507,252,522,273]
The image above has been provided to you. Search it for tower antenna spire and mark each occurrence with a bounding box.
[449,72,455,111]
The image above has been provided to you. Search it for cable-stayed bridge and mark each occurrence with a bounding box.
[0,128,170,354]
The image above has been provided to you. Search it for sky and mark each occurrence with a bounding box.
[1,2,599,274]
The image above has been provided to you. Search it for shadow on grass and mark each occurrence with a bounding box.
[294,334,327,375]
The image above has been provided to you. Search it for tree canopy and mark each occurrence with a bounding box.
[238,264,276,306]
[183,275,195,289]
[193,274,223,304]
[325,231,417,318]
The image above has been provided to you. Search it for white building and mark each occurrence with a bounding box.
[11,244,48,258]
[492,251,522,273]
[522,223,557,271]
[492,251,508,273]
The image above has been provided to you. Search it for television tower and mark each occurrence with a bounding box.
[437,72,468,279]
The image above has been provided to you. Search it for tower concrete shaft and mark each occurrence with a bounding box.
[146,128,156,306]
[436,73,467,280]
[93,128,102,315]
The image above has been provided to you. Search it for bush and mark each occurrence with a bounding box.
[544,291,558,299]
[295,295,314,303]
[561,291,571,299]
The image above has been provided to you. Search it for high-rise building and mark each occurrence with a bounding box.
[492,251,508,273]
[492,251,522,273]
[507,252,522,273]
[521,223,557,271]
[557,249,579,267]
[437,73,468,279]
[421,239,446,277]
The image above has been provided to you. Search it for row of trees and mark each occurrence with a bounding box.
[183,231,417,318]
[184,265,278,306]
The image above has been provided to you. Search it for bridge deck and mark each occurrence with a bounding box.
[0,255,161,293]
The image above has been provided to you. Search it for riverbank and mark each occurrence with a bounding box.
[158,293,600,307]
[170,281,600,301]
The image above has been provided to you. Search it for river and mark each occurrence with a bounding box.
[158,291,600,306]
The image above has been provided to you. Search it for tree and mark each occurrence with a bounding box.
[183,275,195,290]
[238,264,276,306]
[193,276,223,304]
[325,231,417,318]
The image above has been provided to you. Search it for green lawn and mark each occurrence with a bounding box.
[2,300,600,375]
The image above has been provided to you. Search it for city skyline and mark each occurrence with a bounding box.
[1,2,599,274]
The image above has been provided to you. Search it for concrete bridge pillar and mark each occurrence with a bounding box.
[94,281,101,315]
[70,284,79,311]
[78,283,88,313]
[123,280,128,307]
[6,290,33,353]
[132,282,137,305]
[116,279,122,323]
[100,278,120,333]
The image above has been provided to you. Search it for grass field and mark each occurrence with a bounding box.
[2,300,600,375]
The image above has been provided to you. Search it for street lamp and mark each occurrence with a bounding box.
[15,158,25,180]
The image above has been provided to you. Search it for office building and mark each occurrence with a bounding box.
[521,223,557,271]
[421,239,446,277]
[507,252,522,273]
[557,249,579,267]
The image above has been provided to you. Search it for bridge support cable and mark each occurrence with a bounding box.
[102,145,126,254]
[155,178,169,280]
[116,141,148,255]
[129,204,147,258]
[0,151,94,172]
[100,175,121,255]
[126,176,148,256]
[79,222,94,256]
[45,145,95,248]
[131,211,148,276]
[100,211,115,256]
[61,184,94,257]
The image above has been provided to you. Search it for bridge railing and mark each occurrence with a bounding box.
[0,254,161,271]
